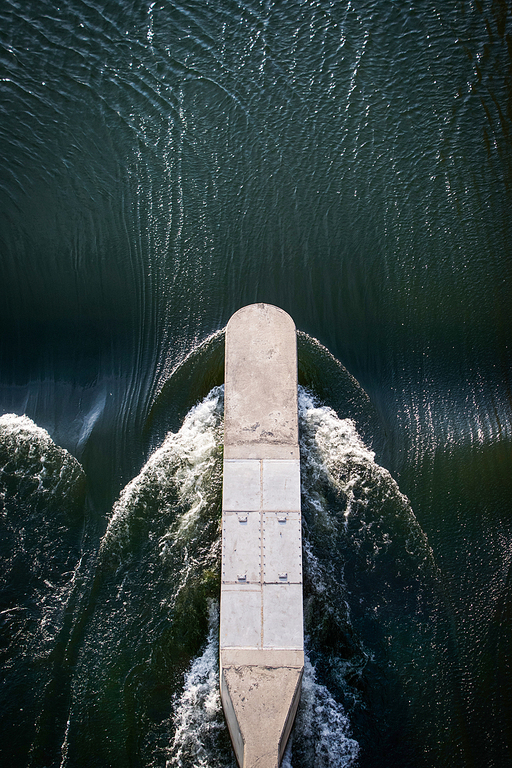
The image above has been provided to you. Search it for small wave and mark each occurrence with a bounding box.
[0,412,85,500]
[100,386,224,566]
[62,390,226,767]
[298,386,433,570]
[0,413,86,767]
[0,412,86,640]
[284,656,359,768]
[297,385,450,766]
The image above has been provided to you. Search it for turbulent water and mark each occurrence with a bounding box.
[1,0,512,766]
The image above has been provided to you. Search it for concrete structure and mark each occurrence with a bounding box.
[220,304,304,768]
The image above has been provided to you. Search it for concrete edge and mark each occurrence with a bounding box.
[221,667,244,767]
[221,648,304,668]
[224,444,300,460]
[278,666,304,764]
[225,303,297,336]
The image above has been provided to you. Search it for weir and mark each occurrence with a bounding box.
[220,303,304,768]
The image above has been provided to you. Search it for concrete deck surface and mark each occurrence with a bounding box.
[220,304,304,768]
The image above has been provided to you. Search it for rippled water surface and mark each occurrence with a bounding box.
[1,1,511,766]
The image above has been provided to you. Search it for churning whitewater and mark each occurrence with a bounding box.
[1,380,438,768]
[94,381,432,768]
[100,384,376,767]
[100,386,225,567]
[168,602,359,768]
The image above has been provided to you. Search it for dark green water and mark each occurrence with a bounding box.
[1,1,511,766]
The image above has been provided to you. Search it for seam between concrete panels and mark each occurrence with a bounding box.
[260,458,264,648]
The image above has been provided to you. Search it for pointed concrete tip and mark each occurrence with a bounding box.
[221,661,303,768]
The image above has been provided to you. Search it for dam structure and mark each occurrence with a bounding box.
[220,304,304,768]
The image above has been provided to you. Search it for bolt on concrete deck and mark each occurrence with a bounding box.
[220,303,304,768]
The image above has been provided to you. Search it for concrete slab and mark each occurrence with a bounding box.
[262,459,301,511]
[220,648,304,668]
[222,511,261,584]
[223,460,261,510]
[263,512,302,584]
[224,443,299,460]
[262,584,304,649]
[220,588,262,648]
[220,304,304,768]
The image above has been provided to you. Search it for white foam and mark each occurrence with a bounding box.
[166,601,234,768]
[0,413,55,471]
[284,655,359,768]
[298,386,430,564]
[299,387,381,522]
[100,387,224,560]
[0,412,84,498]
